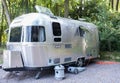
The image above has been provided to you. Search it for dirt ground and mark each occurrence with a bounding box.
[0,61,120,83]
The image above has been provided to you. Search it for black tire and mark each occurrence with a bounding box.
[76,58,84,67]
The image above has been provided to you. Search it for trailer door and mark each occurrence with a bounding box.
[7,27,22,51]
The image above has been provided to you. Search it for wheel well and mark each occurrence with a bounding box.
[77,57,85,61]
[77,57,85,65]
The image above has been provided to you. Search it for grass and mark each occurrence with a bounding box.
[0,47,4,64]
[100,51,120,62]
[0,47,4,54]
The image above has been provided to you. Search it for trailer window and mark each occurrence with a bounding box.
[79,27,85,37]
[54,38,61,42]
[52,22,61,36]
[9,27,22,42]
[75,27,85,37]
[26,26,45,42]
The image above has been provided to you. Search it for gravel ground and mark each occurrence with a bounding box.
[0,61,120,83]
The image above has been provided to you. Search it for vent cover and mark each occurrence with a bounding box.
[64,57,71,62]
[54,58,60,64]
[65,44,72,48]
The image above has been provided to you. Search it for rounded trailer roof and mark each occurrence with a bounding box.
[79,21,98,32]
[10,12,98,33]
[67,19,98,33]
[57,16,98,31]
[10,13,51,27]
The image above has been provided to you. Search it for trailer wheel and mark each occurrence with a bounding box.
[74,69,79,74]
[76,58,84,67]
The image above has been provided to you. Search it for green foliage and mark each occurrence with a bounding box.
[70,0,120,51]
[94,6,120,51]
[100,51,120,62]
[0,48,3,64]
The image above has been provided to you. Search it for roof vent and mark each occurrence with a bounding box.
[35,5,54,16]
[78,18,86,21]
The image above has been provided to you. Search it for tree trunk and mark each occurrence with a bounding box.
[64,0,69,18]
[50,0,52,9]
[0,33,1,46]
[79,0,83,17]
[7,0,11,17]
[111,0,114,10]
[0,5,4,46]
[109,0,111,7]
[108,0,111,7]
[116,0,119,11]
[25,0,29,13]
[1,0,11,26]
[32,0,37,11]
[108,40,112,51]
[55,3,59,16]
[0,25,3,46]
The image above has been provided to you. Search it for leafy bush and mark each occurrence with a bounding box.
[70,0,120,51]
[100,51,120,62]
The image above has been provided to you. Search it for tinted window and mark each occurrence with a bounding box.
[54,38,61,42]
[52,22,61,36]
[79,27,85,37]
[9,27,22,42]
[75,27,85,37]
[26,26,46,42]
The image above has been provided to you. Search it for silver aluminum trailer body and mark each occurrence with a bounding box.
[2,12,99,71]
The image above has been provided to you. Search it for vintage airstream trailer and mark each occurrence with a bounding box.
[2,6,99,71]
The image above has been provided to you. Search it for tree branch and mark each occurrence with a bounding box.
[1,0,11,26]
